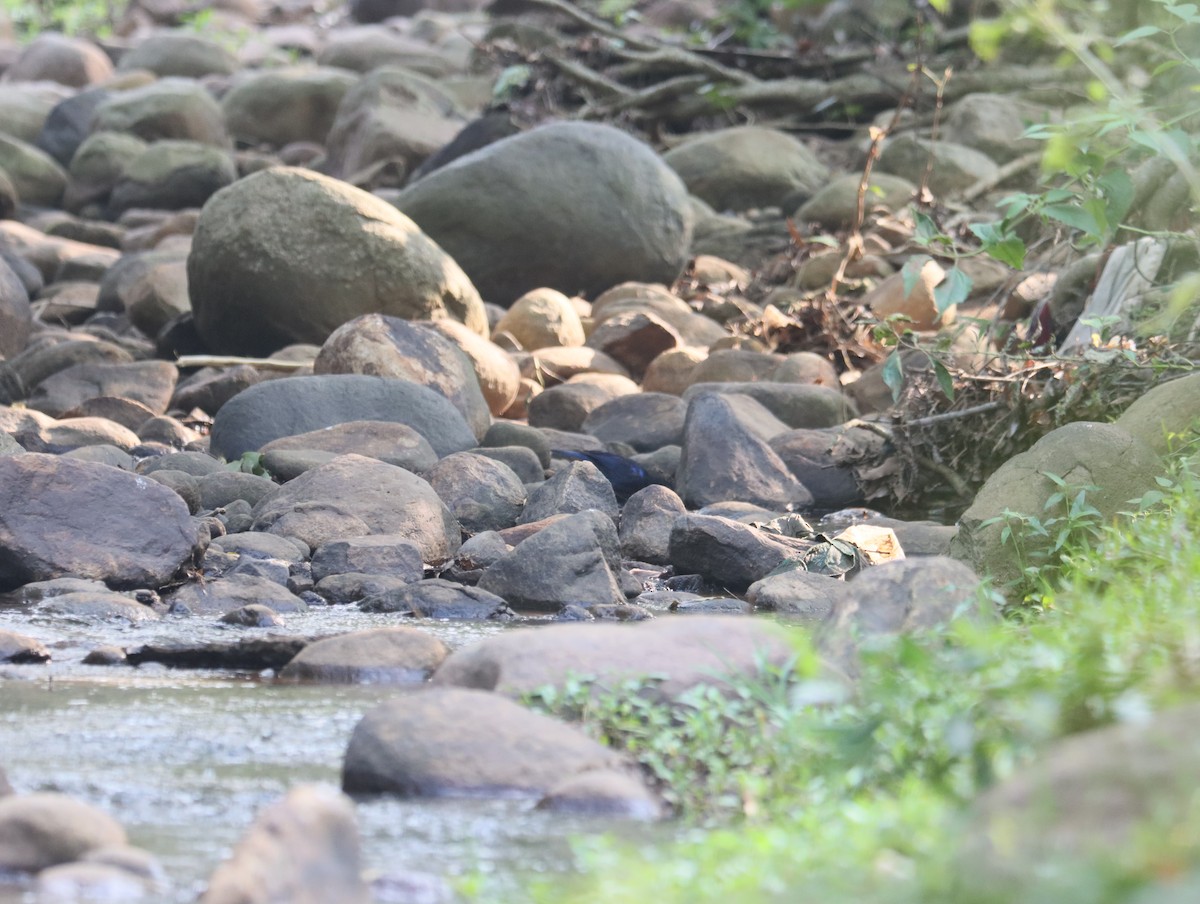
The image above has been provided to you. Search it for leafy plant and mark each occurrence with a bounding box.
[979,475,1108,610]
[1,0,116,37]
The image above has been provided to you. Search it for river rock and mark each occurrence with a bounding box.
[493,287,586,351]
[342,687,632,796]
[313,314,490,440]
[0,134,67,206]
[820,556,986,668]
[478,509,624,612]
[251,453,462,563]
[424,451,526,534]
[188,167,485,355]
[0,770,9,796]
[311,535,424,583]
[325,66,463,183]
[198,471,276,510]
[795,172,917,229]
[769,428,865,511]
[591,282,727,347]
[1115,372,1200,458]
[4,34,113,87]
[581,392,686,452]
[537,769,664,820]
[528,380,632,433]
[36,589,162,623]
[395,121,693,305]
[963,701,1200,885]
[519,460,617,525]
[117,32,239,79]
[280,627,447,683]
[26,359,177,418]
[681,381,856,429]
[35,860,154,900]
[317,27,455,78]
[427,318,521,417]
[211,532,308,563]
[668,513,812,590]
[259,420,439,476]
[360,578,514,619]
[585,309,683,380]
[746,567,849,622]
[5,336,133,396]
[471,445,545,484]
[209,375,478,460]
[0,454,202,592]
[221,67,358,148]
[0,220,119,282]
[0,83,71,144]
[107,139,237,216]
[878,134,999,198]
[951,422,1161,590]
[91,78,230,147]
[0,792,126,872]
[37,86,112,168]
[168,574,309,616]
[945,92,1042,163]
[434,615,794,701]
[315,572,411,605]
[0,257,32,360]
[619,484,686,565]
[676,391,813,510]
[0,629,50,663]
[662,125,829,211]
[140,450,225,477]
[220,604,285,627]
[199,785,370,904]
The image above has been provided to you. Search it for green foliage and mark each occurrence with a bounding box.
[2,0,115,38]
[979,475,1108,611]
[480,453,1200,904]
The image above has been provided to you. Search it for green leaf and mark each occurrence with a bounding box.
[1098,169,1134,228]
[881,352,904,403]
[1165,3,1200,23]
[1114,25,1163,45]
[927,0,950,12]
[1043,204,1101,237]
[933,267,972,313]
[932,359,955,400]
[901,255,932,299]
[970,221,1027,269]
[913,211,942,247]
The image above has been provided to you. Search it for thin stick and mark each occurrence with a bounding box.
[958,151,1042,203]
[175,355,310,371]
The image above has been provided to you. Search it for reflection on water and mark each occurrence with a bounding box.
[0,606,623,902]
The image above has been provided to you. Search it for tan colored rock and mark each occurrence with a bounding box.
[521,346,629,386]
[865,258,954,331]
[494,287,586,351]
[428,318,520,416]
[585,309,682,381]
[642,346,707,395]
[0,793,126,872]
[3,34,113,87]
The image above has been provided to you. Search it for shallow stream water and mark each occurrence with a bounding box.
[0,606,633,902]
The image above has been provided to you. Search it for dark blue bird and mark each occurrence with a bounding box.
[552,449,661,502]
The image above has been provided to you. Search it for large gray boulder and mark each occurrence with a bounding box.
[251,453,462,564]
[117,32,238,79]
[199,786,369,904]
[107,139,237,216]
[951,422,1161,589]
[209,375,478,460]
[0,454,202,592]
[279,627,448,683]
[342,687,633,797]
[187,167,486,356]
[395,121,693,305]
